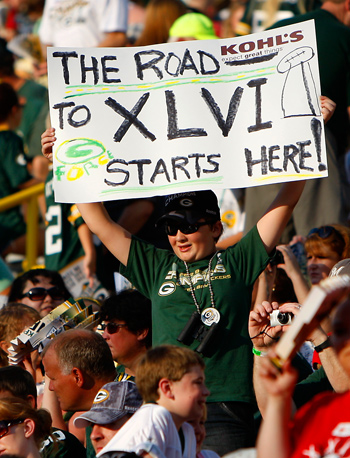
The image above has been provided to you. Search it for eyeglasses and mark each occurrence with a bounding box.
[21,286,65,301]
[100,322,128,334]
[0,419,25,439]
[165,221,211,236]
[307,226,339,239]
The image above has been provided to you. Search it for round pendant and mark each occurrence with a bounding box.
[201,307,220,326]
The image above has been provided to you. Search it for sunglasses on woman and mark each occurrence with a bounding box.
[0,419,25,439]
[165,221,211,236]
[307,226,339,239]
[20,286,65,302]
[100,322,128,334]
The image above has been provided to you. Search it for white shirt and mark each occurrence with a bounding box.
[39,0,128,47]
[97,403,197,458]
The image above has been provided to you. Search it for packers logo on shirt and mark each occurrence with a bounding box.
[158,281,176,296]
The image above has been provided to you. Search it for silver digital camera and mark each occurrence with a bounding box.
[270,310,293,327]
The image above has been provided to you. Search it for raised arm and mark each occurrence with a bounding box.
[77,202,132,267]
[257,180,305,254]
[256,355,297,458]
[41,128,132,267]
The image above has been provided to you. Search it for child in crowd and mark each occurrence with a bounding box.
[98,345,209,458]
[256,297,350,458]
[188,405,219,458]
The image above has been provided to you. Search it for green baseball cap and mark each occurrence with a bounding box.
[169,13,218,40]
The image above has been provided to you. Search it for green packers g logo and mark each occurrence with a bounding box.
[158,282,176,296]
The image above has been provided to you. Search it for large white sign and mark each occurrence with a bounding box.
[47,20,327,203]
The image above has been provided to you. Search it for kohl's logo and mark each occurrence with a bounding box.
[221,30,304,56]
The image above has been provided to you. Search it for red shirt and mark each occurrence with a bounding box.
[290,390,350,458]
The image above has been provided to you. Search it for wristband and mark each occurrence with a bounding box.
[252,347,267,357]
[314,338,331,353]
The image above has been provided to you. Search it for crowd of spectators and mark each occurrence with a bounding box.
[0,1,350,458]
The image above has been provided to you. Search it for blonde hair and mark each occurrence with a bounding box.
[262,0,306,30]
[305,224,350,260]
[136,345,205,402]
[0,397,51,448]
[0,304,40,367]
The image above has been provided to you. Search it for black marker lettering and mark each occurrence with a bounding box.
[164,52,181,77]
[310,117,326,171]
[188,153,205,177]
[53,102,75,129]
[105,159,129,186]
[204,154,221,173]
[165,90,207,140]
[245,146,268,176]
[128,159,152,185]
[201,86,243,137]
[105,93,156,142]
[80,55,99,85]
[180,49,199,75]
[297,140,313,171]
[52,51,78,84]
[198,50,220,75]
[283,144,300,172]
[150,158,171,183]
[268,145,282,173]
[171,156,190,180]
[134,50,165,80]
[247,78,272,133]
[101,56,121,83]
[67,105,91,127]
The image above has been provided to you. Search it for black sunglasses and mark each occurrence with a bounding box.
[307,226,339,239]
[165,221,211,236]
[0,419,25,439]
[100,322,128,334]
[21,286,65,301]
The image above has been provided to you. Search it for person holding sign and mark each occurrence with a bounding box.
[42,119,312,455]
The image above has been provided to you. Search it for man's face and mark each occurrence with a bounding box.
[90,416,130,454]
[42,347,80,411]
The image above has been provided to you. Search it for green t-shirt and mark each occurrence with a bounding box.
[41,427,86,458]
[293,366,333,409]
[120,225,270,404]
[17,79,49,158]
[0,129,31,249]
[44,169,85,271]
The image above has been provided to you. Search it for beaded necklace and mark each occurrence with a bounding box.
[183,251,218,314]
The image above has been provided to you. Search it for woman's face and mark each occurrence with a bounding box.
[0,418,32,456]
[306,249,341,285]
[18,276,65,317]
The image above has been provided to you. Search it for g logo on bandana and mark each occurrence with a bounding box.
[179,198,194,208]
[159,282,176,296]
